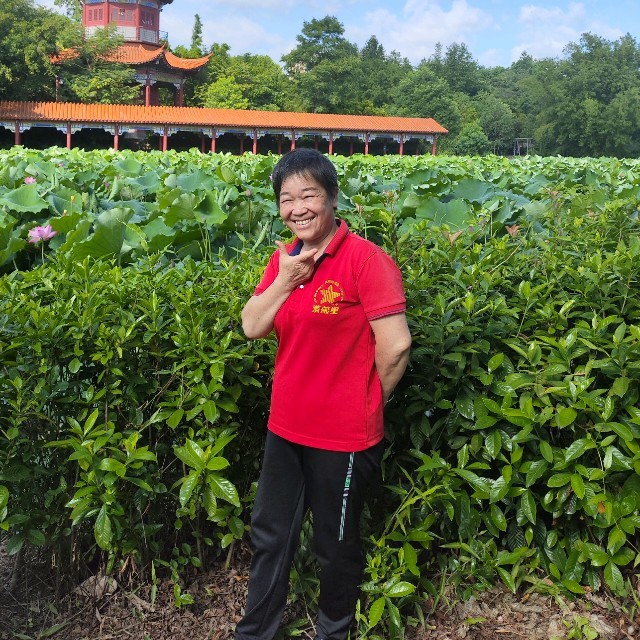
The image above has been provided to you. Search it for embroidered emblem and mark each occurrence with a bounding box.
[313,280,344,315]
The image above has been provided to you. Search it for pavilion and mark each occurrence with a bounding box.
[53,0,211,106]
[0,101,448,155]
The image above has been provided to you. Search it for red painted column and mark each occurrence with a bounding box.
[329,132,333,155]
[211,128,216,153]
[176,81,184,107]
[200,134,205,153]
[349,139,353,156]
[431,135,438,155]
[364,133,369,155]
[14,123,21,146]
[252,129,258,154]
[240,136,244,154]
[114,124,119,150]
[163,125,168,151]
[291,130,296,151]
[145,77,151,106]
[66,123,72,149]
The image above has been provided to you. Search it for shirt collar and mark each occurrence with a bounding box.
[288,219,349,257]
[322,219,349,256]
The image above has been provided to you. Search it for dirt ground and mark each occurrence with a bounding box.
[0,541,637,640]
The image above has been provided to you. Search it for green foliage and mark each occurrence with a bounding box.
[0,251,269,574]
[453,122,491,156]
[391,64,463,136]
[2,149,640,637]
[197,75,250,110]
[0,0,70,101]
[476,93,516,154]
[196,54,293,111]
[281,15,358,74]
[56,24,141,105]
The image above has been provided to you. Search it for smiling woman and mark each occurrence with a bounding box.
[277,174,338,254]
[237,149,412,640]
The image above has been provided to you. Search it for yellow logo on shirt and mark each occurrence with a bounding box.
[313,280,344,315]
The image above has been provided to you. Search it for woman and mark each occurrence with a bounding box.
[236,148,411,640]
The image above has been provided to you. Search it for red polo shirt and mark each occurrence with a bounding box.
[254,220,406,452]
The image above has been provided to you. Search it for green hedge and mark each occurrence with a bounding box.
[1,152,640,637]
[0,251,274,597]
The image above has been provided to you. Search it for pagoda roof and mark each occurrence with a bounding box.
[108,43,211,70]
[52,43,211,72]
[0,101,448,136]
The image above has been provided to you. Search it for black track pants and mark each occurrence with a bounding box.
[234,431,384,640]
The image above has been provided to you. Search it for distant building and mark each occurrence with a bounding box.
[55,0,210,106]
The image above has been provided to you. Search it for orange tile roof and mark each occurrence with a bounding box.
[51,43,210,71]
[106,43,211,70]
[50,48,78,64]
[0,101,448,136]
[107,43,166,65]
[163,50,212,70]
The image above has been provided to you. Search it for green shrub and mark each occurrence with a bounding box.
[0,250,274,578]
[1,148,640,637]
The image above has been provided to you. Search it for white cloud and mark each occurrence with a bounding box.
[513,2,587,60]
[477,47,503,67]
[518,1,586,25]
[196,15,288,59]
[346,1,495,64]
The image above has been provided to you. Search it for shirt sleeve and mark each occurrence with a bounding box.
[253,250,279,295]
[356,250,407,320]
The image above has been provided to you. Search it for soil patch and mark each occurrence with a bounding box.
[0,541,636,640]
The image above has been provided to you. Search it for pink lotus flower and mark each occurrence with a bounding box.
[28,224,57,244]
[24,176,36,184]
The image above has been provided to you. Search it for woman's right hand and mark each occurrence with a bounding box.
[274,241,318,291]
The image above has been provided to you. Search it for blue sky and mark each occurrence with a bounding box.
[37,0,638,67]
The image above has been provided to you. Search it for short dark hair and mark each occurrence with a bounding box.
[271,149,339,203]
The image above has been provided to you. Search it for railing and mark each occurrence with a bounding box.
[85,26,168,44]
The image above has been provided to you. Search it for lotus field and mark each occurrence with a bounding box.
[1,146,640,637]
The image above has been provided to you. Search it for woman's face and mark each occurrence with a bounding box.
[278,172,338,250]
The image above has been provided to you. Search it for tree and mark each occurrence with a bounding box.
[601,87,640,156]
[359,37,412,112]
[197,75,249,110]
[54,0,81,21]
[195,54,293,111]
[476,93,515,154]
[0,0,72,101]
[295,55,364,113]
[527,33,640,156]
[281,16,358,74]
[201,43,231,83]
[391,64,462,137]
[56,25,141,104]
[281,16,362,113]
[432,42,485,96]
[453,122,491,155]
[190,14,203,56]
[173,14,206,59]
